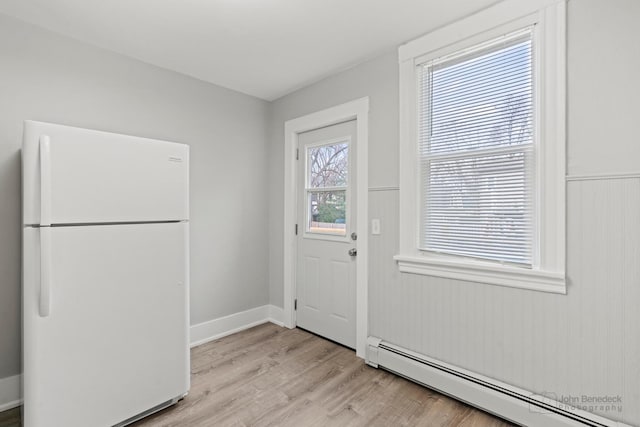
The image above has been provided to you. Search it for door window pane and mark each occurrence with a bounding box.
[307,143,348,188]
[308,190,346,235]
[305,140,349,237]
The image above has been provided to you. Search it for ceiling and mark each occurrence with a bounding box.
[0,0,501,101]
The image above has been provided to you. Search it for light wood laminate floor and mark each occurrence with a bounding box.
[2,323,514,426]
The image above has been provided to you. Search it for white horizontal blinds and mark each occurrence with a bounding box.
[419,29,534,265]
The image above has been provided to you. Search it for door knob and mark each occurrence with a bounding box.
[348,248,357,256]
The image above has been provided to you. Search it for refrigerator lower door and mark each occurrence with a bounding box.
[23,222,190,427]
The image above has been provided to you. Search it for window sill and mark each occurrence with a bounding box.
[393,254,566,294]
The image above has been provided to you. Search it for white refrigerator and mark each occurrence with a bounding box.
[22,121,190,427]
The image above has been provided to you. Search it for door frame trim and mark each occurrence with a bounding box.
[283,97,369,358]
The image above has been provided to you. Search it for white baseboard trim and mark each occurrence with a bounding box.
[0,374,22,412]
[190,304,286,348]
[367,337,632,427]
[268,305,285,327]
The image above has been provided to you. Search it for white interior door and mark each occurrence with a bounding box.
[296,120,357,349]
[23,222,189,427]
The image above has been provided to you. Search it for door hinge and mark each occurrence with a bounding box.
[296,148,299,160]
[294,299,297,310]
[295,224,298,235]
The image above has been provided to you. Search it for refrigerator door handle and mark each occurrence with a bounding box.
[40,227,52,317]
[40,135,52,226]
[40,135,52,317]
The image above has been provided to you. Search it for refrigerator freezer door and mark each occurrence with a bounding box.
[23,121,189,225]
[23,222,190,427]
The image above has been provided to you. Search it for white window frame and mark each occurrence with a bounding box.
[395,0,567,294]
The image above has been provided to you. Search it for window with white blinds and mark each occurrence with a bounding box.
[397,1,566,292]
[418,29,534,265]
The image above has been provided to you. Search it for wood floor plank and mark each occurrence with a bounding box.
[136,323,514,427]
[0,408,19,427]
[1,323,515,427]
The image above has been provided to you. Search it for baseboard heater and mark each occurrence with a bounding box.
[366,337,631,427]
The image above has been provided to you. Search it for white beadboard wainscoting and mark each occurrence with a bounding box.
[367,177,640,426]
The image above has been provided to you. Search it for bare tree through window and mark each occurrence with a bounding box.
[307,142,349,235]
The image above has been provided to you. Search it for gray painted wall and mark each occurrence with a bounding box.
[268,0,640,424]
[0,14,269,379]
